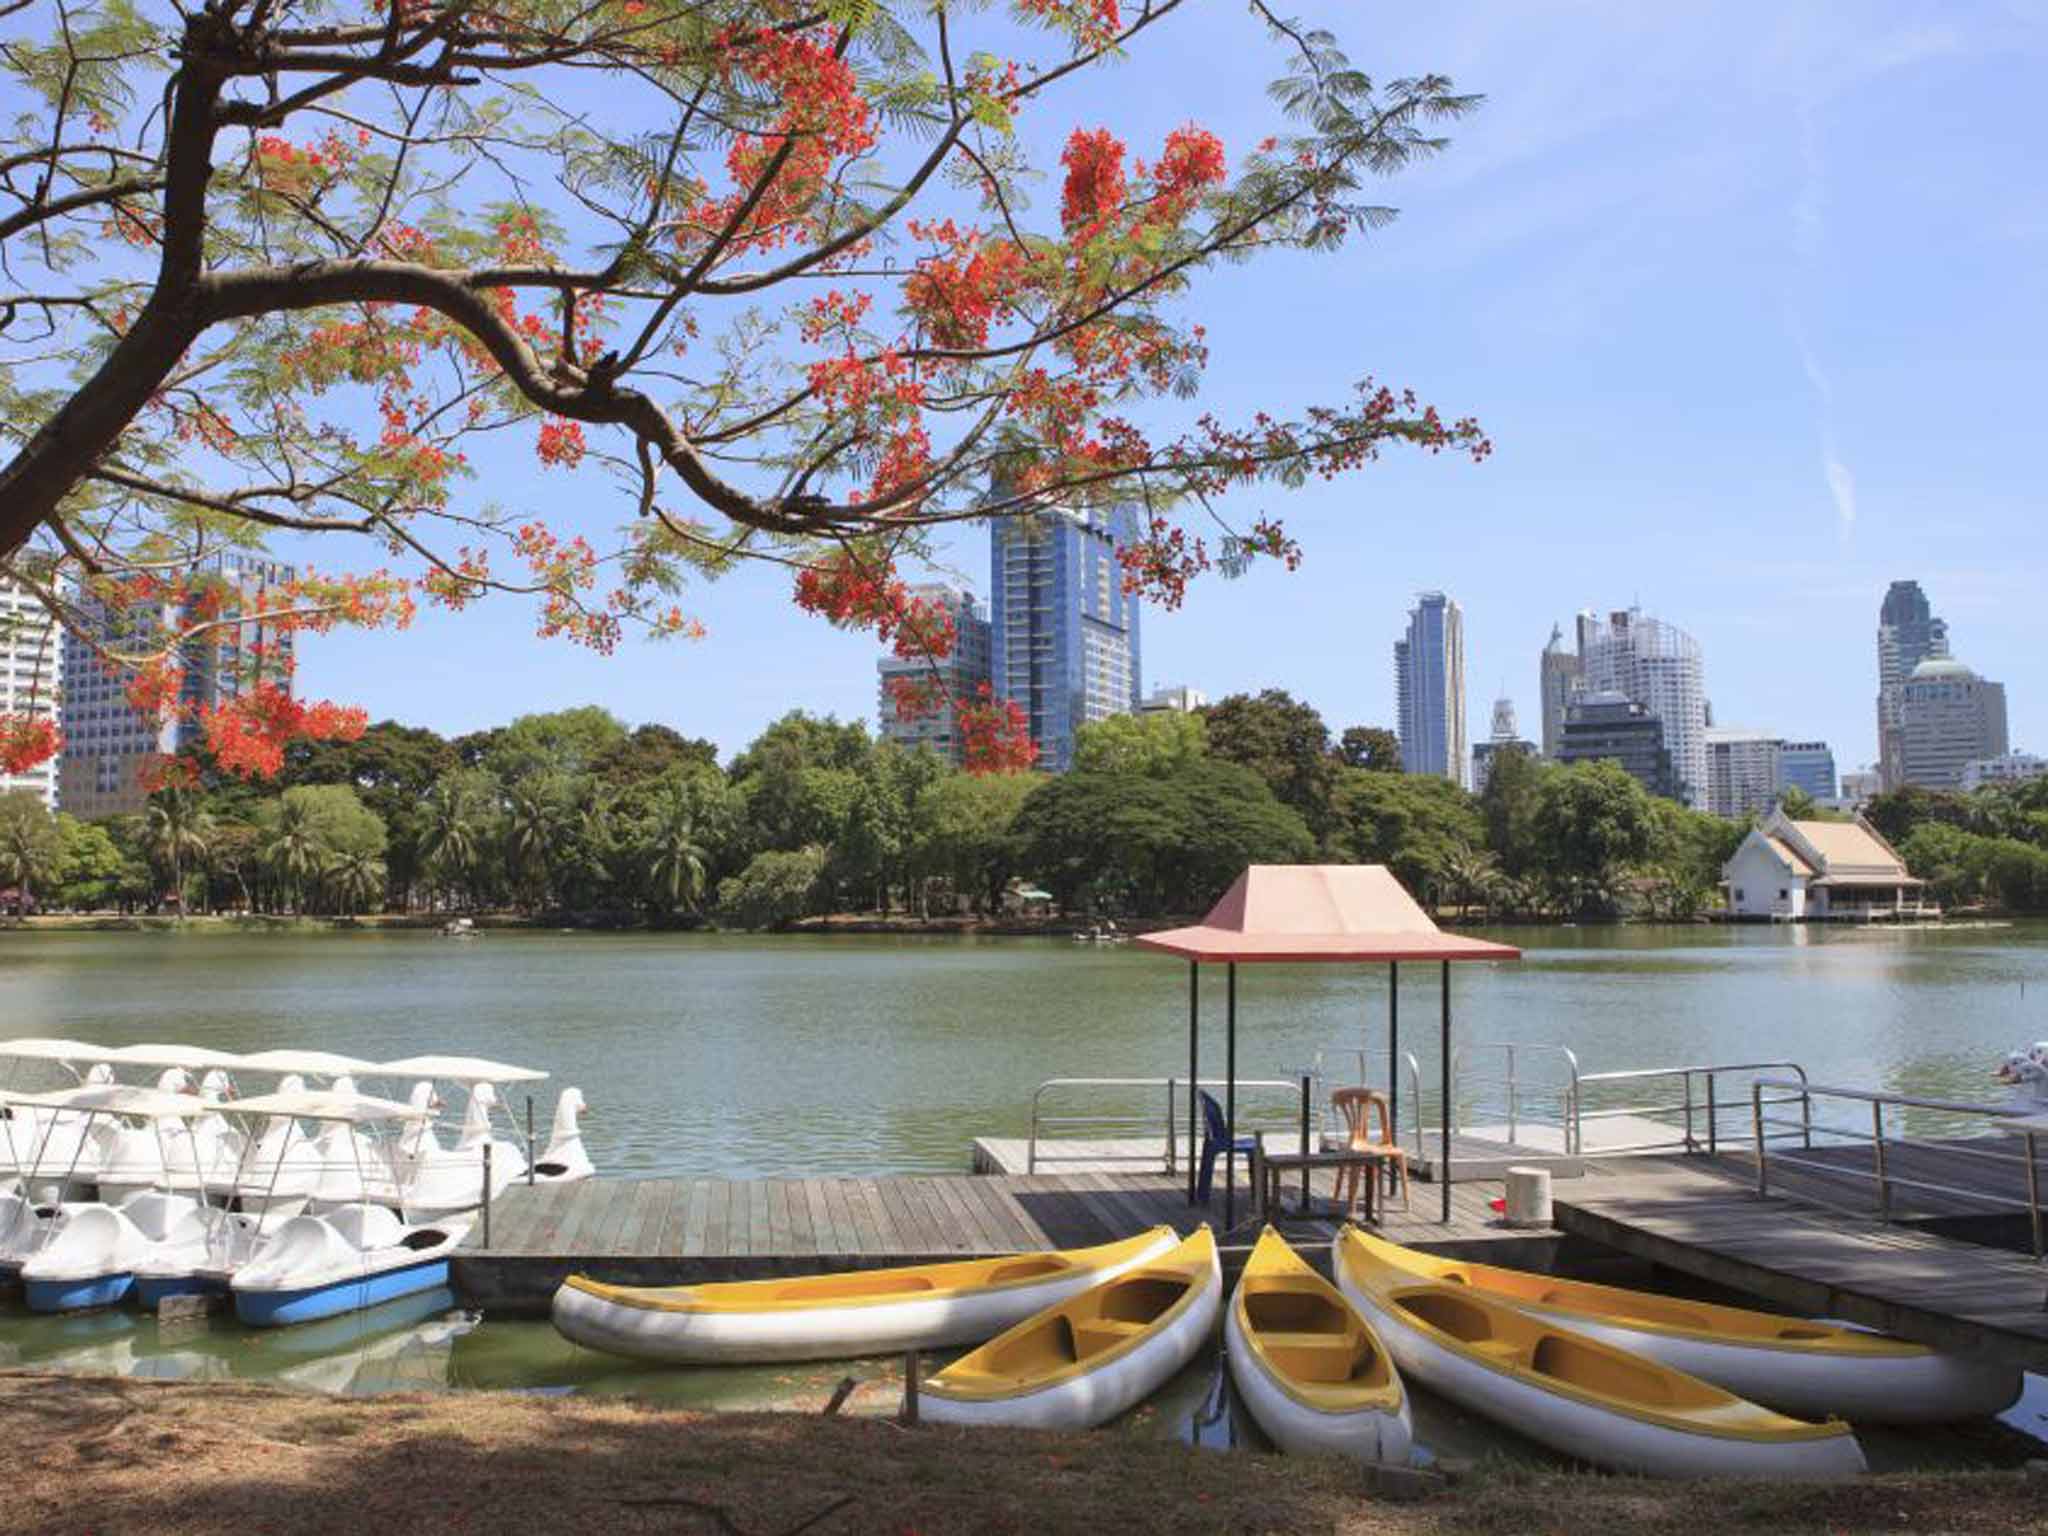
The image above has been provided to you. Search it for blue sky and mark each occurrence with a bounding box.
[292,1,2047,771]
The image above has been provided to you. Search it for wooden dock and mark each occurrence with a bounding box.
[1552,1155,2048,1369]
[453,1166,1559,1316]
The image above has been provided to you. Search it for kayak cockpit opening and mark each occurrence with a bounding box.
[987,1257,1065,1284]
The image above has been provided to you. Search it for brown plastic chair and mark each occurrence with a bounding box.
[1331,1088,1411,1216]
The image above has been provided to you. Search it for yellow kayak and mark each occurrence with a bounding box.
[1333,1228,1864,1478]
[552,1226,1177,1363]
[1364,1241,2019,1424]
[1226,1227,1411,1463]
[920,1225,1221,1429]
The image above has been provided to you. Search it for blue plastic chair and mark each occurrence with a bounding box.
[1196,1090,1259,1205]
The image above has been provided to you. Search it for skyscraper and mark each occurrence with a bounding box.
[1896,658,2008,791]
[1705,729,1783,818]
[1394,591,1467,786]
[1578,607,1707,808]
[1779,741,1837,802]
[874,583,992,767]
[59,551,297,817]
[990,503,1141,772]
[1538,622,1581,759]
[1558,692,1674,798]
[1875,580,1950,792]
[0,576,63,811]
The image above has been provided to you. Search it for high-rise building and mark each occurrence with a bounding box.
[1538,623,1581,759]
[990,503,1141,773]
[1875,580,1950,791]
[0,576,64,812]
[1137,685,1206,714]
[1557,691,1673,799]
[1472,695,1535,794]
[1394,591,1467,787]
[1779,741,1837,802]
[1705,730,1784,819]
[1896,658,2009,791]
[1577,607,1707,807]
[59,552,297,818]
[874,583,992,766]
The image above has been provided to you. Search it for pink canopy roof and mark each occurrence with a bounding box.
[1135,864,1521,964]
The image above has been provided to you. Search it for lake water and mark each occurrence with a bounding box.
[3,922,2045,1172]
[3,922,2046,1463]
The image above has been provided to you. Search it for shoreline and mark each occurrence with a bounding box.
[5,1372,2045,1535]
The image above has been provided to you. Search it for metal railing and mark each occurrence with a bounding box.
[1571,1061,1811,1157]
[1026,1076,1301,1174]
[1752,1078,2047,1257]
[1310,1046,1427,1156]
[1449,1042,1580,1151]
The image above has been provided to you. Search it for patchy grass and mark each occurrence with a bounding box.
[5,1372,2046,1535]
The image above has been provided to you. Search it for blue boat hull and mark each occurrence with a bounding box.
[233,1256,451,1328]
[25,1271,134,1313]
[132,1272,225,1308]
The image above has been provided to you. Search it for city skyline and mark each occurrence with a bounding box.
[209,3,2042,768]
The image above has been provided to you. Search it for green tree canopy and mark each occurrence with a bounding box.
[1336,725,1402,773]
[1200,689,1338,844]
[0,790,62,910]
[1070,711,1207,776]
[1326,768,1484,902]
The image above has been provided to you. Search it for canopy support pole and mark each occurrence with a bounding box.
[1440,959,1452,1224]
[1225,961,1239,1233]
[1186,961,1199,1206]
[1387,960,1399,1136]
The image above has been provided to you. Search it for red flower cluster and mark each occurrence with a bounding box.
[1116,516,1210,609]
[1017,0,1123,49]
[791,552,957,662]
[1059,128,1127,238]
[198,683,368,780]
[536,418,587,468]
[957,684,1038,774]
[0,715,61,774]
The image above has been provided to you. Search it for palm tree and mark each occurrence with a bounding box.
[418,782,478,908]
[502,784,553,911]
[645,791,709,914]
[325,849,387,919]
[1441,843,1499,918]
[264,796,325,914]
[0,809,56,917]
[144,789,214,915]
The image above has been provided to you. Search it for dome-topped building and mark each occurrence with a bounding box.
[1899,656,2008,791]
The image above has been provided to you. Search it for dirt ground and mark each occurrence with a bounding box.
[7,1371,2048,1536]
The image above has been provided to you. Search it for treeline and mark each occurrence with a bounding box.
[1863,781,2048,911]
[0,690,1749,927]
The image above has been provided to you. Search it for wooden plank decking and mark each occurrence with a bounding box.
[453,1166,1558,1316]
[1552,1155,2048,1369]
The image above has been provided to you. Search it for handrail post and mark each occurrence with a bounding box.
[1506,1043,1519,1145]
[1871,1100,1889,1220]
[1683,1069,1696,1153]
[1706,1073,1717,1158]
[1751,1081,1767,1198]
[1165,1077,1176,1176]
[1799,1066,1812,1150]
[1028,1086,1040,1175]
[2027,1129,2043,1261]
[482,1140,493,1248]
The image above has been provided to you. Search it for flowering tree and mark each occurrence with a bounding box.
[0,0,1487,781]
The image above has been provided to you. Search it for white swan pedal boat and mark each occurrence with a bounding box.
[1333,1228,1866,1479]
[1376,1240,2020,1424]
[919,1225,1220,1431]
[1227,1227,1411,1464]
[221,1087,467,1327]
[553,1225,1180,1365]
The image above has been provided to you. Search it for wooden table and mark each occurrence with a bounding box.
[1252,1148,1381,1223]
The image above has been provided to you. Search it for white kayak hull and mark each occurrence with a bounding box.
[1517,1306,2021,1424]
[921,1245,1221,1431]
[1337,1270,1865,1478]
[553,1230,1180,1365]
[1225,1289,1412,1463]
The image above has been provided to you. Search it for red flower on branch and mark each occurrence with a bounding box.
[1060,128,1127,238]
[0,715,61,775]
